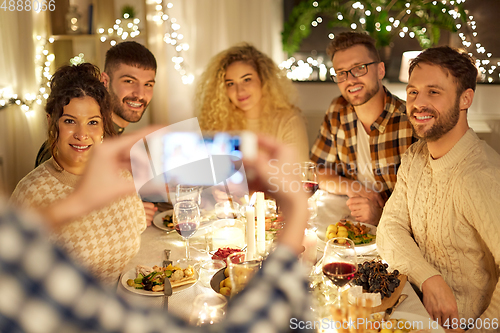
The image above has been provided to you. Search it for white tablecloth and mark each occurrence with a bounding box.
[117,192,432,322]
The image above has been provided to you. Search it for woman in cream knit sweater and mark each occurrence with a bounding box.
[10,63,146,285]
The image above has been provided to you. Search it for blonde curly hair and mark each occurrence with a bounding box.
[196,43,298,134]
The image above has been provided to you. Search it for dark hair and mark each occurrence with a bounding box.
[45,63,115,157]
[327,32,380,62]
[409,46,477,94]
[104,41,157,76]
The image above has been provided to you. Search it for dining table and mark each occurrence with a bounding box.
[116,191,436,329]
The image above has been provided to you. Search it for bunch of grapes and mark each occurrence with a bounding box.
[353,260,400,299]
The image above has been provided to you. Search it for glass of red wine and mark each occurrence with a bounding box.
[322,237,357,306]
[300,162,319,196]
[300,162,319,219]
[173,200,200,263]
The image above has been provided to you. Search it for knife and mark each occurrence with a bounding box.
[384,294,408,321]
[163,277,173,310]
[163,249,173,310]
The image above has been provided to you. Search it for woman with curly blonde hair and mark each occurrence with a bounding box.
[196,43,309,161]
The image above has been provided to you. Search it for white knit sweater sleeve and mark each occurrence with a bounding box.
[377,145,442,288]
[461,164,500,330]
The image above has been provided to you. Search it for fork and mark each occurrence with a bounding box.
[163,249,172,267]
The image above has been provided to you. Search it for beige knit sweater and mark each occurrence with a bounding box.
[378,129,500,330]
[246,110,309,162]
[10,158,147,286]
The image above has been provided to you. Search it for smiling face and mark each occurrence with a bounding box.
[224,61,263,119]
[105,63,156,127]
[332,44,384,106]
[406,63,462,142]
[55,96,103,175]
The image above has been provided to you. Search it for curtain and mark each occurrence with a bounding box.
[0,11,48,195]
[145,0,285,127]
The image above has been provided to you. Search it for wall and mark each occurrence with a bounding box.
[294,81,500,153]
[0,10,49,195]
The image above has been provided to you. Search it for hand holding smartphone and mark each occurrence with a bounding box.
[161,131,257,186]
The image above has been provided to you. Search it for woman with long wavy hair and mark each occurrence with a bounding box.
[196,43,309,161]
[10,63,146,286]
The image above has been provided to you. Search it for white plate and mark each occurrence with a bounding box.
[389,311,445,332]
[153,210,216,233]
[153,210,174,232]
[316,221,377,255]
[121,262,198,296]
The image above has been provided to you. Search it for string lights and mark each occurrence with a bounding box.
[0,36,55,116]
[95,0,194,84]
[282,0,496,83]
[148,0,194,84]
[96,17,141,46]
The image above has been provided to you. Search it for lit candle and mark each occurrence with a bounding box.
[246,206,256,260]
[256,192,266,254]
[302,227,318,269]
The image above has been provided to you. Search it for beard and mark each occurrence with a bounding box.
[344,81,380,106]
[410,97,460,142]
[109,88,149,124]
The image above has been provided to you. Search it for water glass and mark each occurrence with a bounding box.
[215,201,241,219]
[227,252,262,296]
[198,259,225,288]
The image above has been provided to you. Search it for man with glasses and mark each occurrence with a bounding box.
[310,32,417,225]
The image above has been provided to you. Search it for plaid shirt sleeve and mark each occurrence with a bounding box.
[0,204,313,333]
[310,96,349,177]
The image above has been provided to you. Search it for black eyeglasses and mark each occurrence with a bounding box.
[331,62,379,83]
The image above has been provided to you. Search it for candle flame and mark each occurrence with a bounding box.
[248,192,258,207]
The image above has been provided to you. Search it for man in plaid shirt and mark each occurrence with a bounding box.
[311,32,417,226]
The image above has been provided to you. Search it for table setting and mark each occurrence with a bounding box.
[116,168,442,331]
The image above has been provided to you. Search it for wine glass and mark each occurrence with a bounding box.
[300,162,319,196]
[322,237,357,306]
[173,201,200,263]
[300,162,319,219]
[175,184,202,205]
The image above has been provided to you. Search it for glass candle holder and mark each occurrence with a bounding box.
[215,201,241,219]
[189,293,227,326]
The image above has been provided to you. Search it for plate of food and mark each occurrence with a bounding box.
[121,262,198,296]
[350,259,407,313]
[210,267,230,297]
[316,219,377,254]
[153,210,174,232]
[153,210,216,233]
[211,247,243,261]
[369,311,445,332]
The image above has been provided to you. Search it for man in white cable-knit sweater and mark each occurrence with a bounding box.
[378,46,500,333]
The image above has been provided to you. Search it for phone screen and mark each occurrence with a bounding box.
[161,132,244,186]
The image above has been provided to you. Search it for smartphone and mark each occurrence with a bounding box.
[161,131,257,186]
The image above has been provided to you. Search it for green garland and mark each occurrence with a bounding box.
[282,0,467,56]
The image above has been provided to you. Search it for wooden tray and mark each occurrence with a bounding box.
[371,274,407,313]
